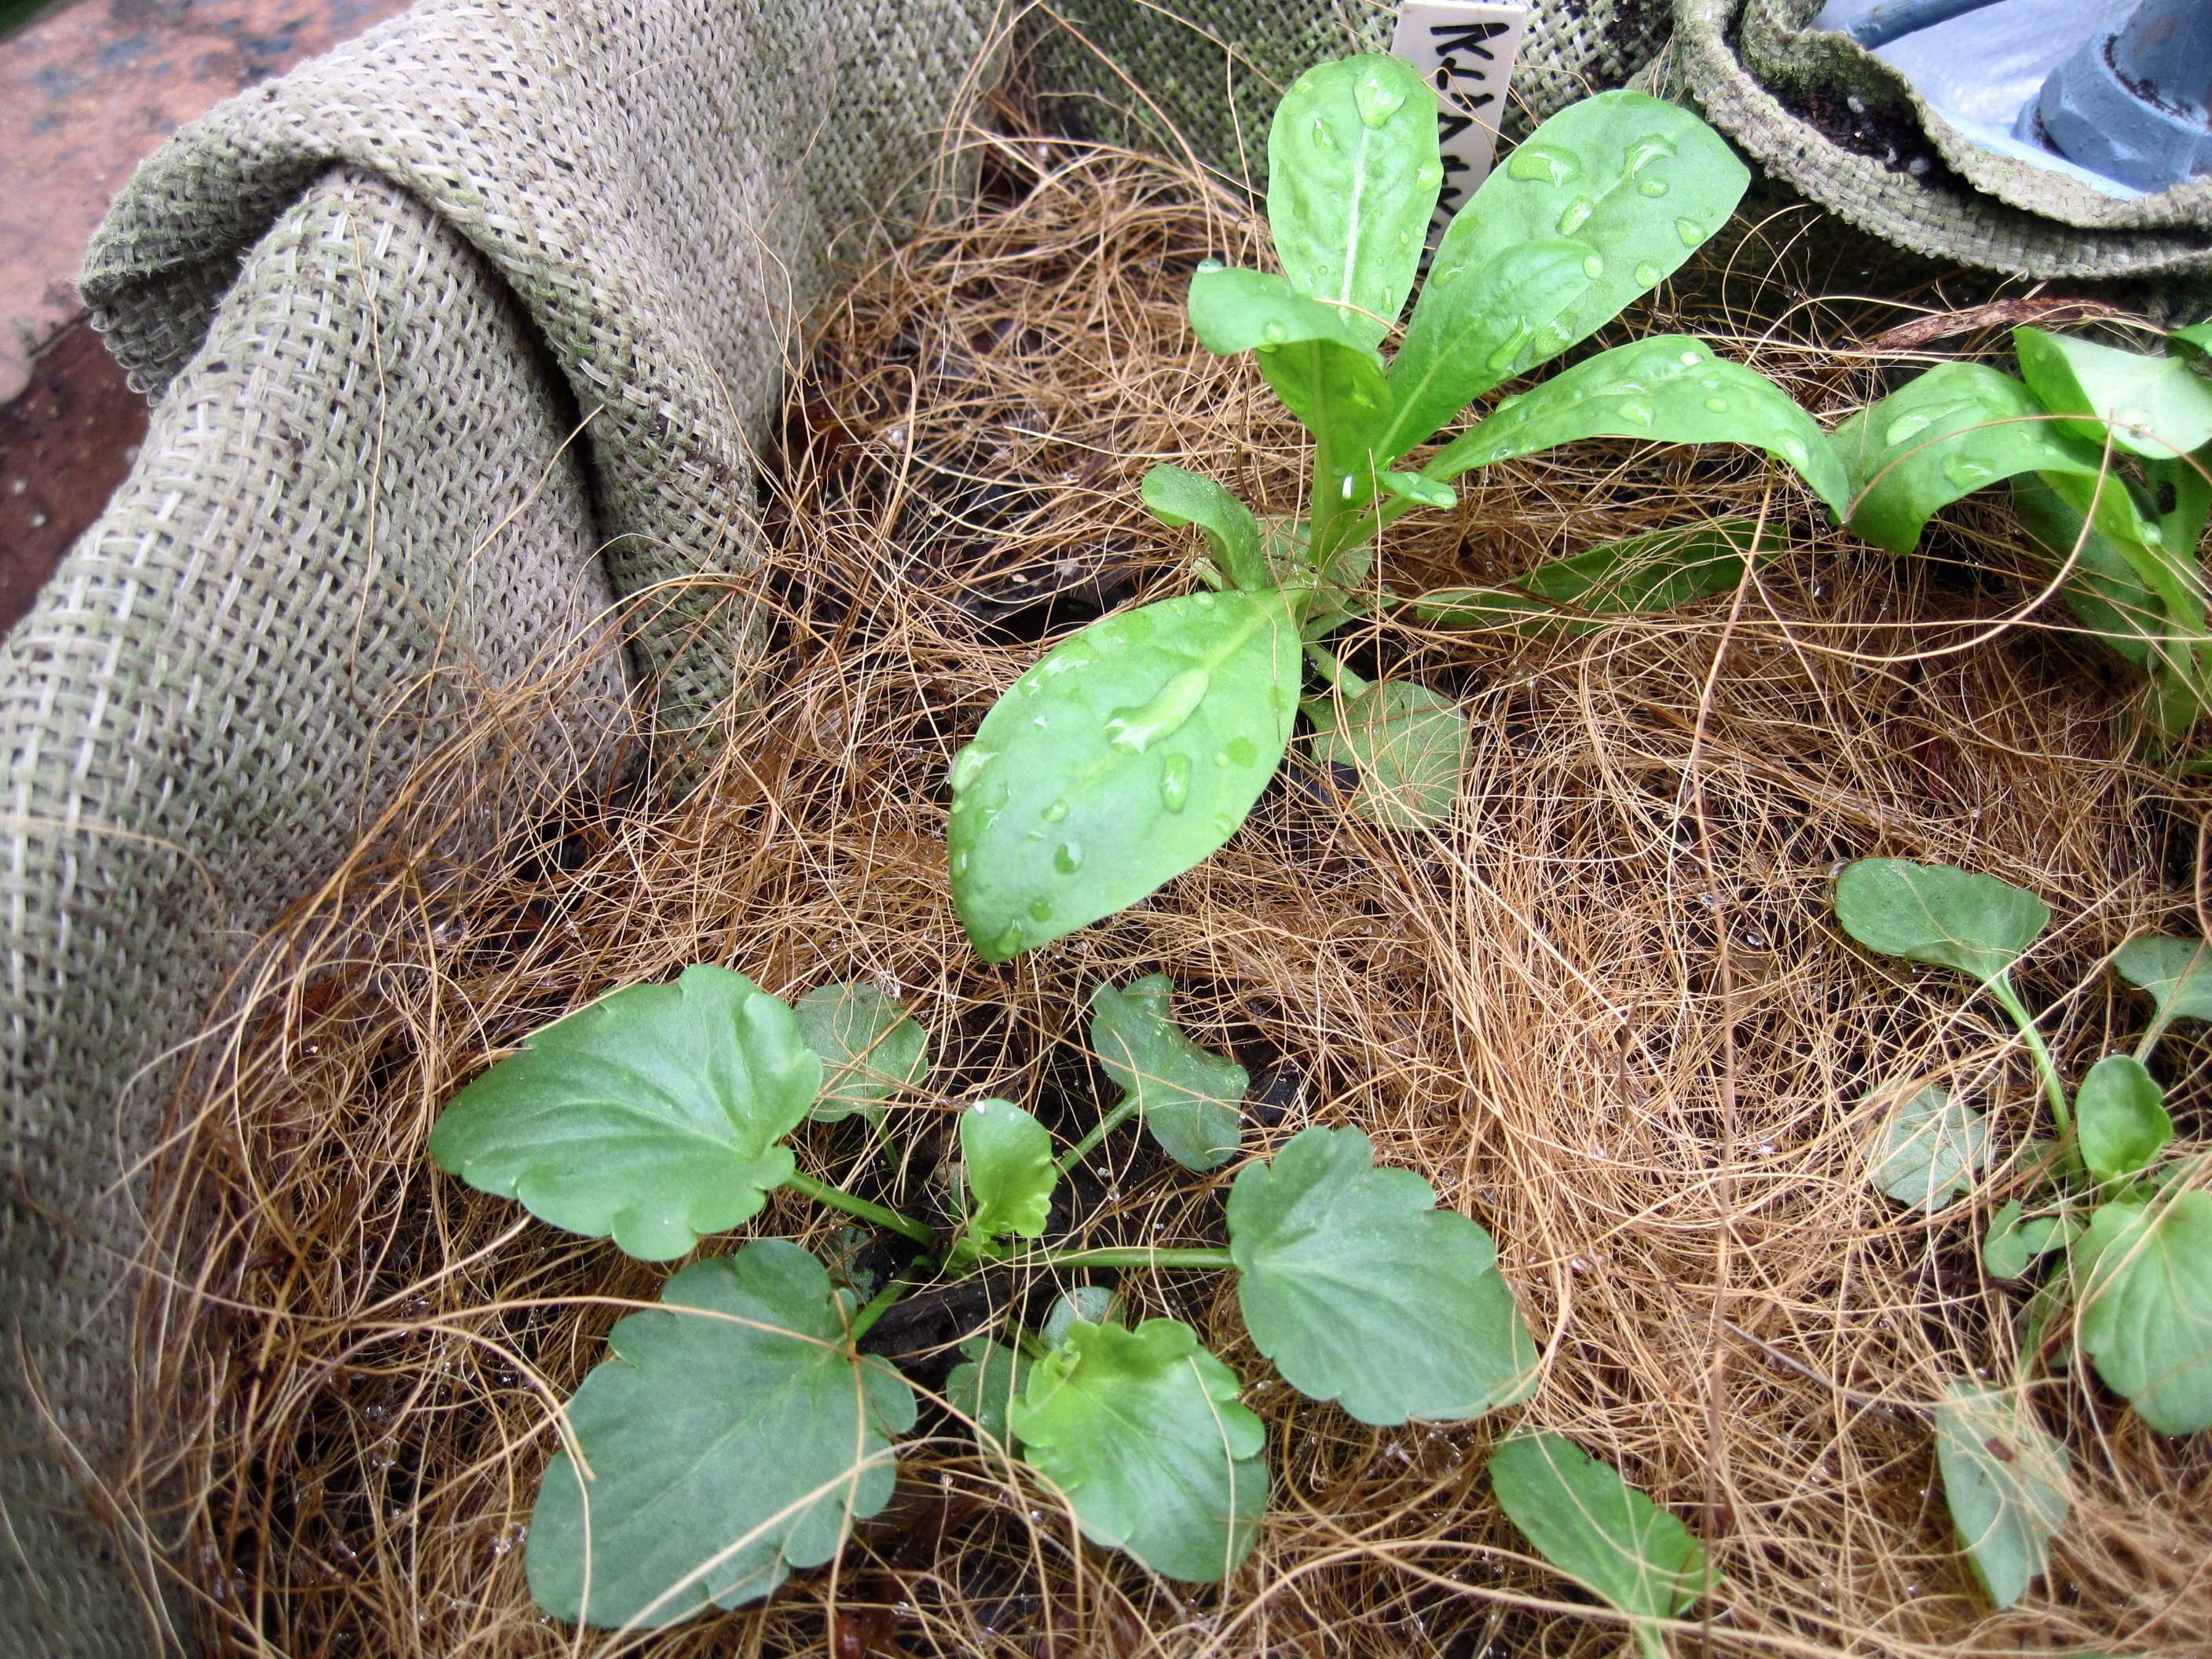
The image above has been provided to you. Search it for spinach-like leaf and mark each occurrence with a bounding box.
[1933,1381,2071,1609]
[1009,1317,1267,1582]
[1089,975,1247,1170]
[1141,464,1267,591]
[429,965,817,1261]
[1226,1126,1536,1423]
[1441,92,1750,382]
[1982,1199,2076,1281]
[1414,518,1768,639]
[1489,1434,1708,1659]
[2013,474,2188,720]
[526,1243,915,1627]
[960,1097,1057,1245]
[2077,1191,2212,1434]
[1187,264,1393,468]
[1266,56,1438,347]
[2013,326,2212,460]
[795,980,927,1125]
[1302,680,1468,830]
[1867,1083,1990,1211]
[947,588,1301,961]
[1833,859,2049,989]
[1424,336,1848,518]
[2075,1056,2173,1185]
[946,1336,1031,1447]
[2114,935,2212,1030]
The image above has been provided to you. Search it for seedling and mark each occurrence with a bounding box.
[946,56,1848,961]
[1833,859,2212,1606]
[429,964,1538,1628]
[1837,323,2212,756]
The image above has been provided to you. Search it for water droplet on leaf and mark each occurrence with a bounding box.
[949,745,994,793]
[1675,218,1704,246]
[992,922,1024,957]
[1028,899,1053,924]
[1624,134,1676,173]
[1580,253,1604,279]
[1703,395,1730,413]
[1633,262,1661,286]
[1556,199,1594,236]
[1042,799,1068,823]
[1159,753,1192,812]
[1507,143,1581,187]
[1639,177,1669,197]
[1617,400,1654,427]
[1225,736,1258,766]
[1354,75,1407,128]
[1106,668,1210,753]
[1941,454,1994,488]
[1262,319,1288,345]
[1053,841,1086,875]
[1310,117,1335,152]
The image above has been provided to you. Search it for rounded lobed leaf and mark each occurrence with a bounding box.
[2075,1055,2173,1185]
[525,1242,916,1628]
[1489,1434,1709,1632]
[428,965,818,1260]
[1833,859,2049,988]
[1303,679,1470,831]
[1933,1381,2071,1609]
[794,980,928,1123]
[945,1336,1032,1448]
[1226,1126,1536,1423]
[1866,1083,1990,1212]
[960,1097,1057,1243]
[2077,1191,2212,1434]
[1981,1199,2077,1282]
[2115,935,2212,1027]
[1088,975,1247,1170]
[947,591,1301,961]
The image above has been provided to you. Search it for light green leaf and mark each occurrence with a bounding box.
[947,588,1300,961]
[1042,1286,1115,1350]
[429,965,817,1261]
[1443,92,1750,381]
[526,1243,915,1627]
[1867,1083,1990,1210]
[1009,1316,1266,1583]
[1226,1126,1536,1423]
[1266,56,1439,347]
[1375,470,1456,511]
[946,1336,1031,1447]
[1424,336,1848,518]
[2171,321,2212,360]
[1489,1434,1708,1657]
[1089,975,1247,1171]
[960,1097,1057,1243]
[2114,936,2212,1028]
[795,981,928,1125]
[2013,326,2212,460]
[1983,1199,2077,1281]
[1833,858,2049,989]
[1933,1381,2071,1609]
[2075,1056,2173,1185]
[2077,1191,2212,1434]
[1413,518,1770,639]
[1187,264,1393,471]
[1302,680,1468,830]
[1141,464,1267,591]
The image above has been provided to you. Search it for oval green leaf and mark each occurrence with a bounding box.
[960,1097,1057,1243]
[1833,858,2049,989]
[1089,974,1247,1170]
[1934,1381,2071,1610]
[1867,1083,1990,1212]
[1009,1316,1266,1583]
[947,590,1301,961]
[526,1242,916,1627]
[428,965,817,1261]
[2114,935,2212,1028]
[1414,518,1770,640]
[1187,263,1396,475]
[2075,1055,2173,1185]
[2013,326,2212,460]
[1302,679,1469,830]
[2078,1191,2212,1434]
[1141,464,1267,591]
[1226,1126,1536,1423]
[795,980,928,1124]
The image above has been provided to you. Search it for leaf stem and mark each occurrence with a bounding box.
[848,1275,910,1342]
[1302,639,1370,695]
[1053,1097,1140,1176]
[781,1170,937,1247]
[1022,1245,1236,1271]
[1987,978,2082,1175]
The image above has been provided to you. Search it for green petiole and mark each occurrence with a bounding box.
[781,1169,937,1247]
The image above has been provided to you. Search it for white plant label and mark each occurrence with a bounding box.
[1390,2,1533,228]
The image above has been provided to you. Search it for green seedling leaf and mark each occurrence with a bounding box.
[1089,975,1246,1170]
[1226,1126,1536,1423]
[1375,470,1456,510]
[1187,264,1393,467]
[2075,1056,2173,1185]
[947,588,1301,961]
[1011,1317,1265,1582]
[526,1243,915,1627]
[2077,1190,2212,1434]
[1142,464,1268,591]
[1414,518,1769,639]
[1302,680,1468,830]
[1867,1083,1990,1211]
[1267,56,1439,348]
[1441,91,1750,383]
[2013,327,2212,460]
[2013,474,2189,725]
[946,1336,1032,1447]
[2115,936,2212,1028]
[1833,858,2049,989]
[1424,336,1848,518]
[1489,1434,1708,1658]
[1983,1199,2078,1281]
[960,1097,1057,1244]
[1042,1285,1115,1349]
[1933,1380,2071,1609]
[795,980,928,1124]
[429,965,818,1261]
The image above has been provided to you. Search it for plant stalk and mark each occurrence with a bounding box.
[1987,978,2082,1174]
[848,1258,938,1342]
[1024,1245,1236,1271]
[781,1170,936,1247]
[1053,1097,1140,1176]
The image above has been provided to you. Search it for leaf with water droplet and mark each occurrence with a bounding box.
[1141,464,1267,591]
[1089,974,1245,1170]
[1413,518,1774,640]
[1833,857,2049,991]
[1424,335,1848,517]
[949,591,1301,961]
[2013,325,2212,460]
[1266,55,1437,347]
[1302,679,1468,830]
[1187,264,1393,468]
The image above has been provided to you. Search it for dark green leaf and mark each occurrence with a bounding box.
[1413,518,1769,639]
[1187,264,1393,471]
[2013,327,2212,460]
[2078,1191,2212,1434]
[526,1243,915,1627]
[960,1097,1057,1243]
[2075,1056,2173,1185]
[1141,464,1267,591]
[2114,935,2212,1027]
[1833,858,2049,989]
[947,589,1301,961]
[1266,56,1439,347]
[1982,1199,2077,1281]
[1042,1286,1115,1349]
[2014,474,2174,677]
[429,966,816,1261]
[1010,1317,1266,1582]
[1226,1126,1536,1423]
[1302,680,1468,830]
[1424,336,1848,518]
[795,981,928,1125]
[1088,975,1246,1171]
[1933,1381,2071,1609]
[1866,1083,1990,1211]
[946,1336,1031,1447]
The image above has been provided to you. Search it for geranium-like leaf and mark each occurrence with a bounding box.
[946,1336,1031,1447]
[795,981,928,1124]
[2115,936,2212,1029]
[1489,1434,1708,1657]
[526,1242,915,1627]
[1226,1126,1536,1423]
[1867,1083,1990,1211]
[960,1097,1057,1243]
[1009,1316,1266,1583]
[2077,1191,2212,1434]
[1933,1380,2071,1609]
[1042,1286,1115,1349]
[1982,1199,2077,1281]
[1303,680,1469,830]
[429,965,817,1261]
[1089,975,1246,1170]
[1833,859,2049,989]
[2075,1055,2173,1185]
